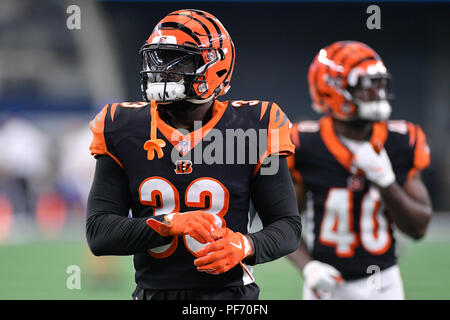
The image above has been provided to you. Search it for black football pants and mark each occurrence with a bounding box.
[131,283,260,300]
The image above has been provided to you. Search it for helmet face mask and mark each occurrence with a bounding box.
[144,48,201,81]
[348,75,390,102]
[140,9,235,104]
[347,74,393,121]
[140,44,208,103]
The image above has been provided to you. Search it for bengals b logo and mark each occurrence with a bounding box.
[174,160,193,174]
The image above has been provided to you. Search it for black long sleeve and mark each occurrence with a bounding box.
[86,155,172,256]
[245,155,302,265]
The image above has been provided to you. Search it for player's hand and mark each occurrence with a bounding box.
[352,142,396,188]
[193,228,252,275]
[146,211,218,244]
[303,260,344,299]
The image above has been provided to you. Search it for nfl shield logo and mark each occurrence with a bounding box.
[177,139,191,154]
[347,174,365,192]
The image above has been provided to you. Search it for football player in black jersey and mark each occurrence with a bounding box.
[287,41,432,299]
[86,9,301,300]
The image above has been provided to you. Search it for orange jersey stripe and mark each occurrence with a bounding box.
[110,103,119,122]
[260,101,269,121]
[89,105,109,156]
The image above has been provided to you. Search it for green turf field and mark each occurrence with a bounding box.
[0,239,449,299]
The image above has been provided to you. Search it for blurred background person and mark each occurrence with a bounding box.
[0,116,51,217]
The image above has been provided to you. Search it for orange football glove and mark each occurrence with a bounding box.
[194,228,252,275]
[146,211,218,244]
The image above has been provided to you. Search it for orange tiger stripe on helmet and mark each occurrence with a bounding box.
[188,10,224,48]
[154,14,209,47]
[329,44,374,78]
[167,11,215,47]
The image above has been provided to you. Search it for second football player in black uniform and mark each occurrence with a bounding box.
[287,41,432,299]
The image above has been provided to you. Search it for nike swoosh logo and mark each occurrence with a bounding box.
[230,241,242,250]
[164,213,176,221]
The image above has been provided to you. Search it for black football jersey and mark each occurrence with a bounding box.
[89,99,294,289]
[289,116,430,280]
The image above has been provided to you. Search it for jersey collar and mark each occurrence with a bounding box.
[155,100,229,156]
[319,116,388,171]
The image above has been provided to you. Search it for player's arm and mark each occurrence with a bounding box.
[286,177,344,299]
[285,133,314,271]
[86,155,173,256]
[285,177,310,270]
[244,155,302,264]
[288,154,307,213]
[243,105,303,264]
[353,134,432,240]
[379,172,432,239]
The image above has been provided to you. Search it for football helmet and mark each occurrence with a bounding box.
[308,41,392,121]
[139,9,235,103]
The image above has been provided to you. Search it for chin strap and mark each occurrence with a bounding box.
[143,100,166,160]
[186,93,215,104]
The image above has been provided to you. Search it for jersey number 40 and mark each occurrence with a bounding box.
[319,187,392,257]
